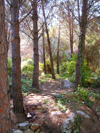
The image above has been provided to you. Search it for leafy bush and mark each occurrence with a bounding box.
[85,40,100,72]
[7,58,12,75]
[60,54,93,86]
[46,58,51,74]
[92,77,100,88]
[22,65,33,73]
[26,59,33,65]
[81,60,93,86]
[21,60,33,75]
[75,86,89,101]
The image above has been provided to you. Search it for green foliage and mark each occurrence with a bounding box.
[22,65,33,73]
[7,58,12,75]
[57,99,67,112]
[8,76,12,88]
[89,92,100,102]
[39,62,44,75]
[43,99,48,104]
[46,58,51,74]
[40,72,52,80]
[92,77,100,88]
[21,59,33,75]
[31,87,39,93]
[26,59,33,65]
[21,77,32,93]
[81,60,93,86]
[56,93,64,98]
[55,93,67,112]
[85,41,100,72]
[60,54,93,86]
[60,54,76,80]
[75,86,89,101]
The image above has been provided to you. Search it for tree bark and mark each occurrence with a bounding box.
[75,0,88,87]
[0,0,12,132]
[41,0,55,79]
[57,23,60,74]
[68,1,73,57]
[32,0,39,89]
[42,24,46,74]
[11,0,23,113]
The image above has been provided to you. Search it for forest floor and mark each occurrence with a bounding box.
[11,79,100,133]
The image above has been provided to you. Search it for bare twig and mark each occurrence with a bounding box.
[20,30,33,40]
[5,16,12,24]
[6,0,11,6]
[19,9,32,23]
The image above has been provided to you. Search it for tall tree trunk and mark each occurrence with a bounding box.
[32,0,39,89]
[57,23,60,74]
[0,0,12,132]
[11,0,23,113]
[71,10,74,55]
[68,1,73,57]
[42,24,46,74]
[75,0,88,87]
[41,0,55,79]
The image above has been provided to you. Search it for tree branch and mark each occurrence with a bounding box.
[20,0,26,7]
[5,16,12,24]
[20,30,33,40]
[19,9,32,23]
[6,0,11,6]
[26,20,34,37]
[8,37,14,44]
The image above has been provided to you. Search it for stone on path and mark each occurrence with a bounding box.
[13,130,23,133]
[61,113,81,133]
[61,79,75,88]
[50,111,63,117]
[76,111,90,118]
[18,122,30,130]
[23,129,34,133]
[30,123,39,131]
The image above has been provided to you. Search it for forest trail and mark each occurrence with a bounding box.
[11,79,100,133]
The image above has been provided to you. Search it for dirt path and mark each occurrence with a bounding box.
[11,79,100,133]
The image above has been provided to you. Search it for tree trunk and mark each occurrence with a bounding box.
[68,1,73,57]
[41,0,55,79]
[32,0,39,89]
[11,0,23,113]
[0,0,12,132]
[75,0,88,87]
[57,23,60,74]
[42,24,46,74]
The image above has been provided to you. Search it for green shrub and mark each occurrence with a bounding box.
[60,54,93,86]
[7,58,12,75]
[21,60,33,75]
[22,65,33,73]
[26,59,33,65]
[92,77,100,87]
[76,86,89,101]
[81,60,93,86]
[85,40,100,72]
[46,58,51,74]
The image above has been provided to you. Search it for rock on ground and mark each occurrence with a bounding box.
[23,129,34,133]
[61,113,81,133]
[61,79,75,88]
[76,111,90,118]
[18,122,30,130]
[13,130,23,133]
[30,123,39,131]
